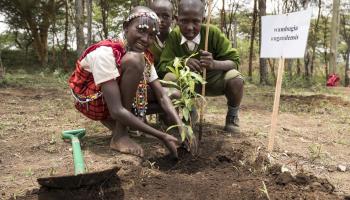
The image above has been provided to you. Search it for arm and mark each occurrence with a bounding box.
[199,50,236,71]
[149,80,184,133]
[199,25,240,72]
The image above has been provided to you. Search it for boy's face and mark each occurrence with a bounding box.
[152,5,173,34]
[124,17,157,52]
[177,7,203,40]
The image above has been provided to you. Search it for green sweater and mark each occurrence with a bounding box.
[149,38,163,70]
[158,24,240,76]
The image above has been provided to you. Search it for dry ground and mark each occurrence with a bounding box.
[0,72,349,200]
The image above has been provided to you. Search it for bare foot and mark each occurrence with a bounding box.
[110,135,144,157]
[162,134,179,158]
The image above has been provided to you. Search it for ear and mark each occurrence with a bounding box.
[123,21,130,32]
[174,15,178,22]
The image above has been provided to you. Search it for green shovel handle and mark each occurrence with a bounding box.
[62,129,86,175]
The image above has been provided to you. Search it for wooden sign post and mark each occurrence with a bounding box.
[267,57,285,152]
[260,9,312,152]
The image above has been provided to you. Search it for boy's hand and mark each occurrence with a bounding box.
[199,50,214,70]
[186,58,202,73]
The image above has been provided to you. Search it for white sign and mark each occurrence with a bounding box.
[260,9,312,58]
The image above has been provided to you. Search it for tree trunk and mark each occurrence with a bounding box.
[286,59,293,79]
[233,19,237,48]
[329,0,340,74]
[220,0,225,32]
[63,0,69,71]
[345,50,350,86]
[0,50,4,79]
[268,58,276,83]
[75,0,85,57]
[304,50,311,79]
[309,0,322,75]
[100,0,109,39]
[322,15,329,78]
[87,0,92,45]
[248,0,258,80]
[258,0,268,84]
[296,59,301,76]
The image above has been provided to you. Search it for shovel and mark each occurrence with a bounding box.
[37,129,119,189]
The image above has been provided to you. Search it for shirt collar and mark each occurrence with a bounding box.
[180,33,201,45]
[156,27,172,48]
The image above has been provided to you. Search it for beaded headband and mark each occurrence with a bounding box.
[124,11,160,34]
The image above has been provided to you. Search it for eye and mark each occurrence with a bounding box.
[161,14,170,20]
[137,28,148,33]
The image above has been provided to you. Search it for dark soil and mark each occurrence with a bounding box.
[1,79,349,200]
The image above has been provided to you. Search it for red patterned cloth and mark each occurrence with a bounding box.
[68,39,154,121]
[326,73,340,87]
[68,39,125,120]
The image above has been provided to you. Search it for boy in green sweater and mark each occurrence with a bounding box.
[149,0,174,78]
[158,0,244,133]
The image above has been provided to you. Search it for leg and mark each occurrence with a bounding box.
[225,77,244,107]
[224,73,244,133]
[105,53,178,157]
[108,52,145,157]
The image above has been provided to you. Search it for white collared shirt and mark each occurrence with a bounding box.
[180,33,201,51]
[80,46,158,85]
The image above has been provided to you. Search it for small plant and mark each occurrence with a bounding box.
[259,181,271,200]
[308,143,322,162]
[161,53,206,143]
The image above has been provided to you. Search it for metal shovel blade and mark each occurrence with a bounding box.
[37,166,120,189]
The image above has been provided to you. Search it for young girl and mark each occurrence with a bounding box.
[68,6,182,158]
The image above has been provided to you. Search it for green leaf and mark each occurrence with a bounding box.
[190,72,206,84]
[173,57,181,68]
[159,80,180,88]
[181,128,186,141]
[187,126,194,139]
[166,124,181,132]
[182,107,190,122]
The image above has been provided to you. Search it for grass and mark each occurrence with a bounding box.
[0,69,69,89]
[308,143,323,162]
[334,139,350,146]
[259,181,271,200]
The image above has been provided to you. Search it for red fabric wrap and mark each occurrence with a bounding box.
[326,73,340,87]
[68,39,125,120]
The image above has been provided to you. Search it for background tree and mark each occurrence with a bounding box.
[0,0,65,66]
[329,0,340,75]
[248,0,258,80]
[258,0,268,84]
[87,0,93,46]
[75,0,85,57]
[100,0,109,39]
[340,3,350,86]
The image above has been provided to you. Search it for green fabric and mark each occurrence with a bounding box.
[149,39,166,78]
[149,41,162,67]
[196,69,242,96]
[158,24,240,76]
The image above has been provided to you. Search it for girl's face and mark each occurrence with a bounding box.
[124,17,158,52]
